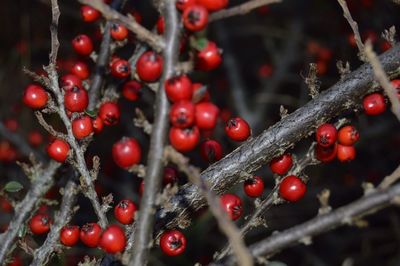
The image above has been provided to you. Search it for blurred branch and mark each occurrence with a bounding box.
[79,0,164,52]
[31,180,79,265]
[127,1,179,265]
[209,0,282,22]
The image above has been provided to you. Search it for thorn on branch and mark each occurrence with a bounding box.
[337,60,351,80]
[304,63,320,98]
[382,26,397,47]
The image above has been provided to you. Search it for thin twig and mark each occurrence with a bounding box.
[364,41,400,122]
[209,0,282,22]
[78,0,164,52]
[127,1,179,265]
[379,164,400,189]
[31,180,79,265]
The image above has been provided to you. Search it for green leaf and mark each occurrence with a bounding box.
[4,181,23,193]
[191,37,208,51]
[85,109,97,118]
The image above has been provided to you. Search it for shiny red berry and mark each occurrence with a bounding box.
[81,5,100,22]
[80,223,102,247]
[111,23,128,41]
[315,143,337,163]
[195,102,219,130]
[169,126,200,152]
[72,115,93,139]
[70,61,90,80]
[47,139,70,162]
[182,5,209,32]
[28,131,44,147]
[269,153,293,175]
[163,166,178,185]
[156,17,165,34]
[114,199,137,225]
[200,139,223,163]
[111,59,131,79]
[112,137,142,168]
[196,41,222,71]
[160,230,186,256]
[98,102,120,126]
[363,93,386,116]
[60,74,83,91]
[60,225,80,246]
[279,175,306,202]
[338,125,359,146]
[220,194,242,221]
[337,144,356,162]
[197,0,229,11]
[244,176,264,198]
[165,75,193,103]
[99,224,126,254]
[169,101,195,128]
[122,80,142,101]
[316,123,337,147]
[29,213,51,235]
[64,86,89,112]
[176,0,196,11]
[225,117,251,142]
[72,34,93,56]
[92,116,104,134]
[23,84,48,109]
[136,51,163,82]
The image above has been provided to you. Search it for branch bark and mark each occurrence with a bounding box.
[127,1,179,265]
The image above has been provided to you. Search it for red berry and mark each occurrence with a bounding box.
[47,139,70,162]
[156,17,165,34]
[99,224,126,254]
[111,59,131,79]
[391,79,400,101]
[136,51,163,82]
[225,117,251,142]
[169,101,195,128]
[200,139,223,163]
[72,115,93,139]
[244,176,264,198]
[165,75,193,103]
[269,153,293,175]
[197,0,229,11]
[195,102,219,130]
[160,230,186,256]
[80,223,102,247]
[60,74,83,91]
[192,83,210,102]
[23,84,48,109]
[114,199,137,225]
[315,143,337,163]
[337,144,356,162]
[131,10,142,24]
[196,41,222,71]
[112,137,142,168]
[60,225,80,246]
[81,5,100,22]
[72,34,93,56]
[7,256,22,266]
[176,0,196,11]
[98,102,120,126]
[64,86,89,112]
[279,175,306,202]
[316,123,337,147]
[163,166,178,185]
[70,61,90,80]
[111,23,128,41]
[182,5,209,32]
[122,80,142,101]
[92,116,104,134]
[29,213,51,235]
[169,126,200,152]
[338,125,359,146]
[363,93,386,115]
[220,194,242,221]
[4,118,18,132]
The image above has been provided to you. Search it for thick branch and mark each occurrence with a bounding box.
[78,0,164,52]
[157,44,400,233]
[31,180,78,266]
[209,0,282,22]
[128,1,179,265]
[0,161,60,264]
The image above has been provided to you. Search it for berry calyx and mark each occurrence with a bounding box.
[244,176,264,198]
[182,5,209,32]
[220,194,243,221]
[110,59,131,79]
[316,123,337,147]
[200,139,223,163]
[225,117,251,142]
[169,101,195,128]
[160,230,186,256]
[114,199,137,225]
